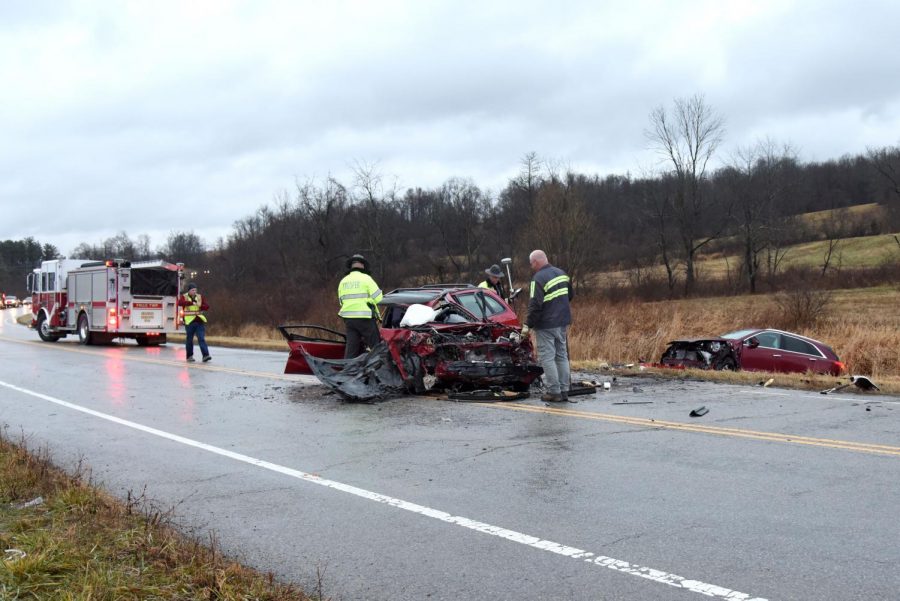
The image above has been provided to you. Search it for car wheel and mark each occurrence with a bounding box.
[77,313,92,345]
[36,313,60,342]
[716,357,737,371]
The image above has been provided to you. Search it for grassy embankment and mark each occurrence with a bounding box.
[0,429,315,600]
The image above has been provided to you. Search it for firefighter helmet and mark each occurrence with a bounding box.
[346,254,369,271]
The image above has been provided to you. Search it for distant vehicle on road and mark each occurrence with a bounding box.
[660,328,844,376]
[22,297,32,306]
[4,295,20,308]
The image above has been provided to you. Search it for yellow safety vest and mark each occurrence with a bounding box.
[338,271,383,319]
[478,281,489,289]
[183,293,207,325]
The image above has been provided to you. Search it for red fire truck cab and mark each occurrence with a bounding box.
[29,259,185,346]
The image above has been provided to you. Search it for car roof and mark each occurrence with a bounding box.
[380,284,478,306]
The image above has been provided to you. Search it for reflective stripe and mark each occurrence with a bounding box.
[544,288,568,302]
[544,275,570,291]
[370,289,383,299]
[340,292,370,301]
[339,310,375,318]
[530,281,536,298]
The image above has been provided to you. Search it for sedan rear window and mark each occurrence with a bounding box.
[782,335,823,357]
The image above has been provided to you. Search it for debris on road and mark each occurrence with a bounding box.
[820,375,880,395]
[689,406,709,417]
[448,388,530,402]
[760,378,775,387]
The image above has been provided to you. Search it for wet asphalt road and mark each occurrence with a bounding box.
[1,306,899,601]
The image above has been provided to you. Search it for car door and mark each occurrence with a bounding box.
[278,325,347,375]
[739,331,782,372]
[778,334,825,374]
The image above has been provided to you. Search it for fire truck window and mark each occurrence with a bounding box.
[47,272,56,291]
[131,268,179,296]
[42,273,48,292]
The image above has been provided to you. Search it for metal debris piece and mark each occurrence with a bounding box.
[448,388,530,402]
[820,382,850,395]
[14,496,43,510]
[568,382,598,397]
[850,375,879,391]
[759,378,775,387]
[4,549,27,562]
[689,406,709,417]
[820,375,880,395]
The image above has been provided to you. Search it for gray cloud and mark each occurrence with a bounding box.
[2,0,899,255]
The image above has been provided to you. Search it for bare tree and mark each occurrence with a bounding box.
[352,161,399,283]
[820,207,847,276]
[646,94,726,294]
[296,177,348,283]
[159,230,206,263]
[521,171,596,289]
[639,174,680,295]
[429,177,491,280]
[729,138,798,293]
[868,144,900,228]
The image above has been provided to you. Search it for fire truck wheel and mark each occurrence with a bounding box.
[36,313,60,342]
[77,313,92,345]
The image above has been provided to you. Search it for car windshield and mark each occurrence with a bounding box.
[720,329,758,339]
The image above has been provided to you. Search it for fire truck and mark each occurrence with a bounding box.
[29,259,185,345]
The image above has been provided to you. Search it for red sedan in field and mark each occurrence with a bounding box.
[660,328,845,376]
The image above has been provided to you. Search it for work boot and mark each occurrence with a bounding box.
[541,393,565,403]
[202,355,212,363]
[186,356,196,363]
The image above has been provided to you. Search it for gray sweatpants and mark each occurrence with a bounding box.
[535,326,570,395]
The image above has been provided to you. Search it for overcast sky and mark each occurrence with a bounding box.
[2,0,899,256]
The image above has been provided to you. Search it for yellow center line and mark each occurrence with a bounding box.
[483,402,900,458]
[0,335,297,382]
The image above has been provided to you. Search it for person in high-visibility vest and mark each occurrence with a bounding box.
[177,282,211,363]
[338,254,383,358]
[522,250,573,403]
[477,264,507,299]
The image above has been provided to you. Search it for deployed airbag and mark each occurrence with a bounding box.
[400,304,440,327]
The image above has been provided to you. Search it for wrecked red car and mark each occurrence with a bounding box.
[660,328,845,376]
[277,285,542,402]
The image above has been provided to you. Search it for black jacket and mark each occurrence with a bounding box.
[526,264,572,329]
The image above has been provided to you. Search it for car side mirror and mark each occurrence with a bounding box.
[746,337,760,349]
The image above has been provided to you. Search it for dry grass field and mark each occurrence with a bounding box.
[568,285,900,382]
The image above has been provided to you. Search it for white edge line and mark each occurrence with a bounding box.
[0,379,766,601]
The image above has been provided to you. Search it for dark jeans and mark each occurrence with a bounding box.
[343,318,381,358]
[185,320,210,359]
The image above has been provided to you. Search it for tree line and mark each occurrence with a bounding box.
[3,96,900,326]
